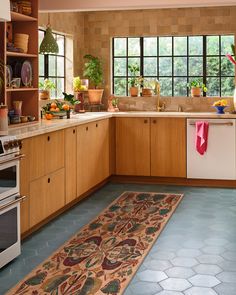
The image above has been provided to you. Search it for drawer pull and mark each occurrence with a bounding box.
[73,129,76,134]
[96,123,98,127]
[48,178,50,184]
[47,136,50,141]
[153,120,156,124]
[144,119,148,124]
[86,127,88,131]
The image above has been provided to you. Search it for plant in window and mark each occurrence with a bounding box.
[83,54,104,104]
[128,64,141,97]
[39,79,56,100]
[187,79,207,97]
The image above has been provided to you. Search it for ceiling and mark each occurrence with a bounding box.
[39,0,236,12]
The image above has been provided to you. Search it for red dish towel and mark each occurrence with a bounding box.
[195,121,209,155]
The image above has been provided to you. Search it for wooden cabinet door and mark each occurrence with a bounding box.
[65,127,77,204]
[29,176,47,227]
[116,118,150,176]
[77,122,94,196]
[46,168,65,216]
[45,130,65,174]
[151,118,186,177]
[29,134,45,180]
[20,138,30,234]
[93,119,110,185]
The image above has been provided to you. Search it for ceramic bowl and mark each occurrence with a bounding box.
[20,116,28,123]
[27,115,35,122]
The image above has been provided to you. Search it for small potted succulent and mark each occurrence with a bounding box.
[187,79,207,97]
[83,54,103,104]
[128,64,141,97]
[39,79,56,100]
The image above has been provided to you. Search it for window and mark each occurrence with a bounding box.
[39,29,66,98]
[112,35,235,97]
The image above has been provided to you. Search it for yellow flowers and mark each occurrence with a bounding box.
[213,99,227,107]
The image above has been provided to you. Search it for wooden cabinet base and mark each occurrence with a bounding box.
[110,175,236,188]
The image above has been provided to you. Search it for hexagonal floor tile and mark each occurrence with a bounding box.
[165,266,195,279]
[129,281,162,295]
[184,286,218,295]
[222,251,236,262]
[151,250,176,260]
[216,271,236,283]
[205,238,229,246]
[144,259,172,271]
[189,274,220,287]
[160,278,192,291]
[183,240,205,249]
[171,257,198,267]
[201,246,225,255]
[196,254,224,264]
[137,270,167,282]
[193,264,222,275]
[177,249,202,258]
[156,291,182,295]
[214,282,236,295]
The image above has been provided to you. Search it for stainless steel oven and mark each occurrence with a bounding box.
[0,135,25,269]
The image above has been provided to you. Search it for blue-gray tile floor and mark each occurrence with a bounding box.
[1,183,236,294]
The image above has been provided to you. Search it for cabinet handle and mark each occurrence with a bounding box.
[47,136,50,142]
[86,126,88,131]
[73,129,76,134]
[96,123,98,128]
[153,120,156,124]
[144,119,148,124]
[48,178,50,183]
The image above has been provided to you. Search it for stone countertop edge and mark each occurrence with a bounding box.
[8,111,236,139]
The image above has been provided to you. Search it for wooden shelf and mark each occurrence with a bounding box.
[7,51,37,58]
[10,11,37,22]
[6,87,38,92]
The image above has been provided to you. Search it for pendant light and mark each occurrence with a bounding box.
[39,13,59,54]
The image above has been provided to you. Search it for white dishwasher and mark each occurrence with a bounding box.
[187,118,236,180]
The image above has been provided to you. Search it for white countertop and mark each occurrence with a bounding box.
[8,111,236,139]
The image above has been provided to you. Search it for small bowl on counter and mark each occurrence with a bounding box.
[27,115,35,122]
[20,116,28,123]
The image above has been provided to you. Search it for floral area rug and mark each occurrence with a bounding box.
[8,191,183,295]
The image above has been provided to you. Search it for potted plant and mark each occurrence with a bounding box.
[63,92,81,113]
[128,64,140,97]
[39,79,56,100]
[187,80,207,97]
[83,54,103,104]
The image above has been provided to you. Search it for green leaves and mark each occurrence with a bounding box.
[83,54,103,88]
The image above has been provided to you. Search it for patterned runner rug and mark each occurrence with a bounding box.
[7,191,183,295]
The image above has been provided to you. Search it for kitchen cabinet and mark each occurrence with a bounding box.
[65,127,77,204]
[20,138,30,234]
[77,119,110,196]
[29,130,64,180]
[187,119,236,180]
[30,168,65,227]
[116,118,150,176]
[151,118,186,177]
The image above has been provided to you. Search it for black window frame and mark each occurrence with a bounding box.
[112,35,235,97]
[39,29,66,98]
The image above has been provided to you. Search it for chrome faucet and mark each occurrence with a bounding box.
[154,80,161,112]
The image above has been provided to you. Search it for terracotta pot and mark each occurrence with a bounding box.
[88,89,104,104]
[130,87,139,97]
[142,88,152,97]
[39,90,50,100]
[191,87,201,97]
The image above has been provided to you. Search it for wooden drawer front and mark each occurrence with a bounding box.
[29,134,45,180]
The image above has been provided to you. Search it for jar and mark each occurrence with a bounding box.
[0,104,8,135]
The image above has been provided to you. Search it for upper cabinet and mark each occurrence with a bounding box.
[0,0,39,123]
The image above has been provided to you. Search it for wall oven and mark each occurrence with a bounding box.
[0,135,25,269]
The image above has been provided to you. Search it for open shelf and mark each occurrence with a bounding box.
[7,51,37,58]
[10,11,37,22]
[6,88,38,92]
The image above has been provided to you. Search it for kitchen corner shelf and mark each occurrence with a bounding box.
[6,51,37,58]
[6,88,38,92]
[10,11,37,22]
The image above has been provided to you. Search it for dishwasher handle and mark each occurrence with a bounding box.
[189,121,234,126]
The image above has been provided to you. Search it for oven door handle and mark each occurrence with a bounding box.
[0,195,26,211]
[0,153,25,165]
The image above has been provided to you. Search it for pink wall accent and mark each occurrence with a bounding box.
[39,0,236,11]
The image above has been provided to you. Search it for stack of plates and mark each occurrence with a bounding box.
[14,33,29,53]
[17,1,32,16]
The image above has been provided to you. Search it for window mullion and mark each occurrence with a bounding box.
[203,36,207,97]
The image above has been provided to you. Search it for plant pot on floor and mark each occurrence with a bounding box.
[191,87,201,97]
[130,87,139,97]
[88,89,104,104]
